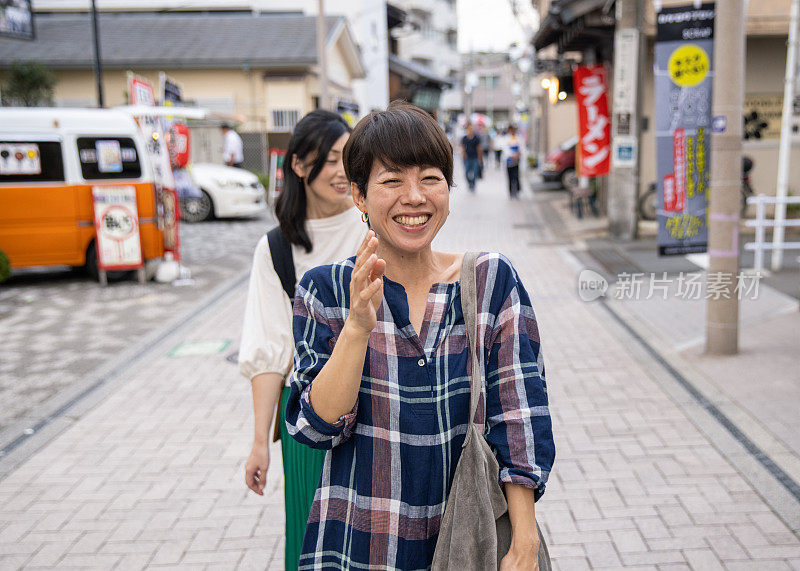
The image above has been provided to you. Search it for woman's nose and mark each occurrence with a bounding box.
[402,181,426,204]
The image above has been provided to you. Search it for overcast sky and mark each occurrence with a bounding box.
[457,0,539,53]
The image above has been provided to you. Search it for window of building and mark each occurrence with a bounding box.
[76,137,141,180]
[481,75,501,89]
[447,28,458,49]
[0,140,65,183]
[272,109,300,132]
[412,57,433,69]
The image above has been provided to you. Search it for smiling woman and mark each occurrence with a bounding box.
[284,102,555,570]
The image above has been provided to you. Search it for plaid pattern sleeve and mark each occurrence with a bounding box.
[284,253,554,570]
[284,270,358,450]
[482,254,554,501]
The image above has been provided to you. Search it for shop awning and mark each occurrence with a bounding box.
[388,54,454,89]
[533,0,615,51]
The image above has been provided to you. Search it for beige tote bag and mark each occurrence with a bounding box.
[431,251,550,570]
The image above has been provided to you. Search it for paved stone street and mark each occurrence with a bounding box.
[0,164,798,569]
[0,211,273,438]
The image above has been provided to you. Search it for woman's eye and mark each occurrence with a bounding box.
[381,179,401,184]
[424,176,442,181]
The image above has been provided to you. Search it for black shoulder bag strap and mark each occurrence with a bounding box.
[266,226,297,443]
[267,226,297,304]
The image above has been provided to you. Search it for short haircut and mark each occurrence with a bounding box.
[343,100,453,196]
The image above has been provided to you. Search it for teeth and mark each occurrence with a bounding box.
[394,215,430,226]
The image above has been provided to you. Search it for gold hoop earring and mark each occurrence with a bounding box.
[361,211,369,224]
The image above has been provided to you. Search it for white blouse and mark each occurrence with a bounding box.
[239,206,368,385]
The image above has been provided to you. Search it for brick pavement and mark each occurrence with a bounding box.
[0,164,798,569]
[0,212,272,437]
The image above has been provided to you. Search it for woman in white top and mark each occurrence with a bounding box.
[239,110,367,570]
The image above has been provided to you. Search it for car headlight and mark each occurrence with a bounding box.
[213,179,247,190]
[544,162,557,171]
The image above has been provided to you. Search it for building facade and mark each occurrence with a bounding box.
[531,0,800,207]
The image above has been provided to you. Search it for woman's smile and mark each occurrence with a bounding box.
[393,213,431,229]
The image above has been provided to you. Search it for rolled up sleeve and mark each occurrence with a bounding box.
[484,263,555,501]
[284,275,358,450]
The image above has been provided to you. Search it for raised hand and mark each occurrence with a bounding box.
[347,230,386,337]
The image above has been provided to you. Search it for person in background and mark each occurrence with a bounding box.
[221,123,244,168]
[493,127,505,168]
[479,125,491,175]
[503,124,522,198]
[240,110,367,571]
[459,122,482,192]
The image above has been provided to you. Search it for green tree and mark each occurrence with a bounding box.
[0,249,10,284]
[1,62,57,107]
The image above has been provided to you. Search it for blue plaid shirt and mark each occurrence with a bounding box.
[285,252,555,570]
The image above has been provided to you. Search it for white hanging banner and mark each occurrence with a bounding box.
[92,185,143,270]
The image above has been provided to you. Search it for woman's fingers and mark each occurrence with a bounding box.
[355,229,372,260]
[354,231,376,268]
[369,258,386,283]
[361,275,383,302]
[360,235,378,265]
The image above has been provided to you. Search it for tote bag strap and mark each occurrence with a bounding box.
[460,251,482,428]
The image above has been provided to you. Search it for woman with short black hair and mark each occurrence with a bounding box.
[239,109,367,571]
[285,102,554,569]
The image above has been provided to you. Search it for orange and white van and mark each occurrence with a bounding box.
[0,108,165,278]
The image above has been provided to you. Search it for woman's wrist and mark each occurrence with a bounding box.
[343,317,373,343]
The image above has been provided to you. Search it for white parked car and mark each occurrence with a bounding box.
[181,163,267,222]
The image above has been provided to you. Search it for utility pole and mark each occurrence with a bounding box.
[771,0,800,270]
[91,0,105,108]
[607,0,643,239]
[706,0,746,355]
[316,0,330,110]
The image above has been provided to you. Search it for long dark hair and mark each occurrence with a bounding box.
[275,110,351,253]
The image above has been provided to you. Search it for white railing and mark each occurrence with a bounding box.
[744,194,800,272]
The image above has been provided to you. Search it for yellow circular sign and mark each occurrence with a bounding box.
[668,45,710,87]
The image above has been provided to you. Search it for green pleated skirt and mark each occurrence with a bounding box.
[279,386,326,571]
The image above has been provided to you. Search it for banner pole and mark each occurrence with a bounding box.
[770,0,800,270]
[706,0,745,355]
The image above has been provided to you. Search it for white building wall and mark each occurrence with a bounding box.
[391,0,461,112]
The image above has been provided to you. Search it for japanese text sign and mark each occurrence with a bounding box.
[92,185,143,270]
[574,65,611,177]
[654,3,714,256]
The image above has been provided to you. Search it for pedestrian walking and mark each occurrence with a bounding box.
[240,110,367,571]
[493,127,505,168]
[459,122,482,192]
[503,124,522,198]
[479,125,491,175]
[285,101,555,570]
[221,123,244,168]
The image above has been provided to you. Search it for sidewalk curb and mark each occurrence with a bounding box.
[0,268,252,480]
[560,247,800,533]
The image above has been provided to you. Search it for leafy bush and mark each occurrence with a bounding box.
[1,61,57,107]
[0,249,10,284]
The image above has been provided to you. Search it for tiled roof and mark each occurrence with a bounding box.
[0,11,342,69]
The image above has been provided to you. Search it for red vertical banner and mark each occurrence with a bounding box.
[573,65,611,177]
[672,128,686,212]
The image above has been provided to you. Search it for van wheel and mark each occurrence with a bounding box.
[560,168,578,189]
[181,190,214,223]
[84,242,133,282]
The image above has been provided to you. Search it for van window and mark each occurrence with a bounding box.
[0,141,65,183]
[77,137,142,180]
